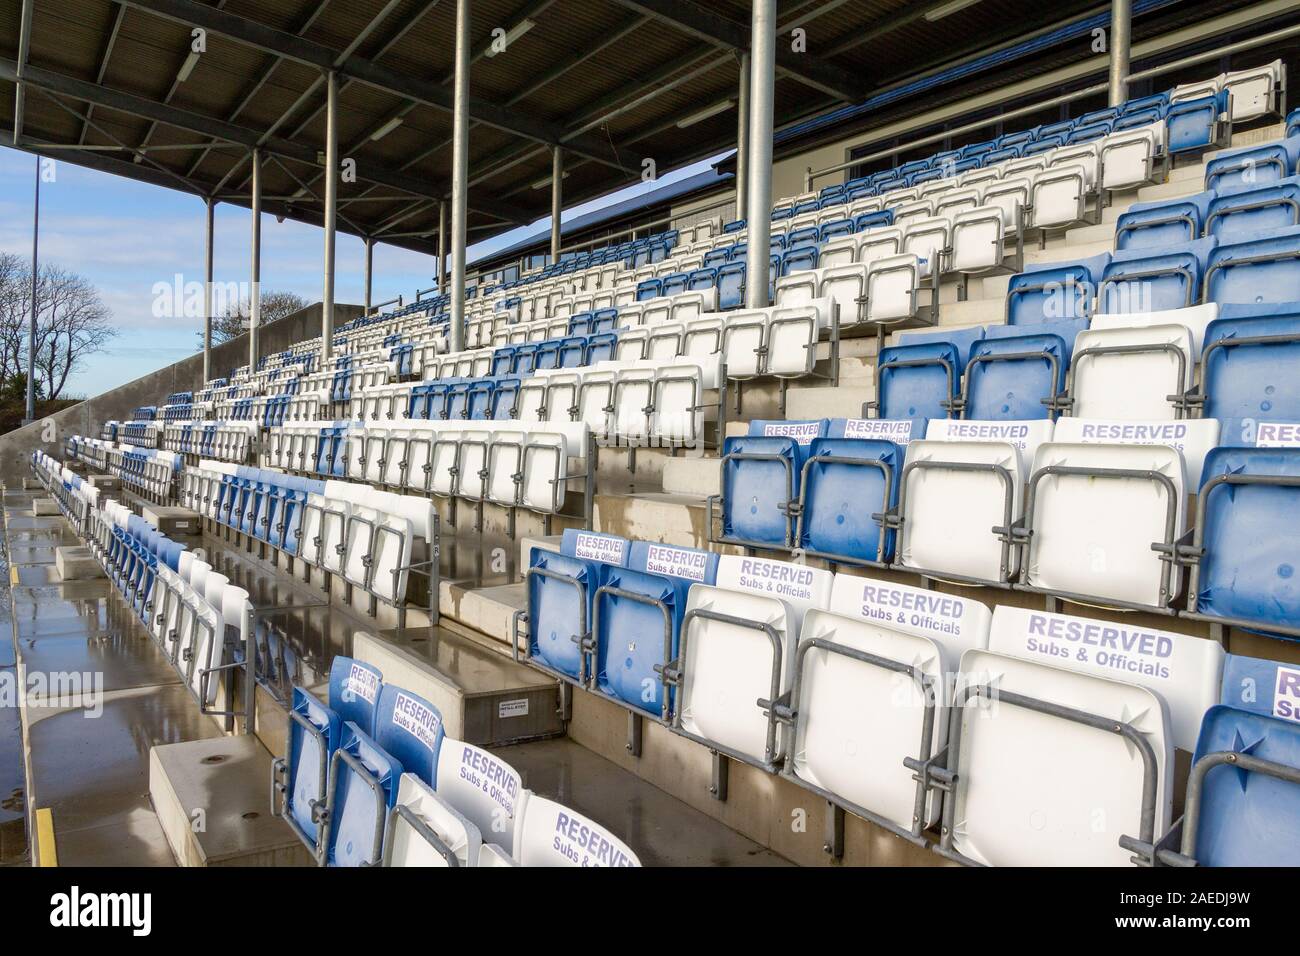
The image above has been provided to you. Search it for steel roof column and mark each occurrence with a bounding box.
[322,69,339,362]
[550,145,563,263]
[364,236,374,313]
[203,196,214,383]
[448,0,471,353]
[1109,0,1131,106]
[24,154,38,425]
[735,50,750,221]
[249,146,262,371]
[744,0,776,309]
[438,199,447,294]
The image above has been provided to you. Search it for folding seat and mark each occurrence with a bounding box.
[939,643,1172,866]
[879,324,984,418]
[980,175,1031,234]
[894,418,1054,584]
[933,187,981,218]
[591,541,718,718]
[384,773,483,867]
[1167,89,1231,155]
[852,209,894,232]
[1017,418,1220,610]
[719,419,828,548]
[372,684,444,788]
[1189,303,1299,428]
[794,431,902,564]
[947,204,1009,275]
[865,253,930,325]
[960,322,1081,420]
[674,554,833,768]
[1205,136,1300,192]
[1224,60,1285,122]
[1028,162,1092,229]
[1114,193,1211,250]
[645,322,683,360]
[785,575,991,839]
[901,216,951,274]
[1204,225,1300,307]
[1098,238,1215,314]
[526,530,632,683]
[1178,446,1300,638]
[721,309,769,380]
[1005,253,1108,326]
[1206,176,1300,242]
[318,722,402,867]
[716,261,746,310]
[819,218,854,243]
[504,790,638,867]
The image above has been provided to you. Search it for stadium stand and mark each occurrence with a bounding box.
[14,0,1300,871]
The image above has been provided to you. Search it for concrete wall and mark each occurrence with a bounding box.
[0,301,363,488]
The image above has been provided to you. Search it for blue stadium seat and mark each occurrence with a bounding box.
[795,434,902,564]
[1114,193,1212,250]
[1006,253,1110,325]
[1166,90,1229,154]
[1185,446,1300,638]
[636,278,663,301]
[321,722,402,867]
[875,328,984,420]
[1204,225,1300,306]
[720,419,829,548]
[961,322,1082,420]
[1289,107,1300,139]
[592,541,718,718]
[1205,136,1300,191]
[717,261,745,309]
[1193,303,1300,425]
[527,530,631,684]
[373,684,445,787]
[1171,703,1300,866]
[1205,175,1300,242]
[1099,238,1216,313]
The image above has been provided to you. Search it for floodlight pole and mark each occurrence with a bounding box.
[735,51,750,220]
[249,147,262,371]
[203,196,214,384]
[322,69,339,362]
[24,154,38,425]
[1109,0,1131,106]
[550,145,563,263]
[744,0,776,309]
[449,0,471,354]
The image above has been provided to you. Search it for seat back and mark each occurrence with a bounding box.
[512,790,641,866]
[373,684,446,787]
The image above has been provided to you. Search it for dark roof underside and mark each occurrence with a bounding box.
[0,0,1270,259]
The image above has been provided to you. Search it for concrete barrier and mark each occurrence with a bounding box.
[0,301,364,489]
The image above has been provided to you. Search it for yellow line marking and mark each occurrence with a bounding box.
[35,808,57,867]
[9,565,17,587]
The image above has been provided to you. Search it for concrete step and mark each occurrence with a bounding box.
[149,735,314,867]
[1026,238,1113,263]
[1136,177,1207,202]
[786,383,876,420]
[662,454,720,498]
[351,623,562,745]
[937,297,1005,326]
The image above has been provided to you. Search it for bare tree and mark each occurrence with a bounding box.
[0,255,116,401]
[204,290,309,346]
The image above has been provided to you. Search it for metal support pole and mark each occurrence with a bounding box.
[448,0,471,354]
[322,69,339,362]
[437,199,447,295]
[735,51,750,221]
[203,196,214,384]
[549,145,563,263]
[744,0,776,310]
[363,236,374,313]
[249,147,262,371]
[24,154,38,424]
[1109,0,1132,107]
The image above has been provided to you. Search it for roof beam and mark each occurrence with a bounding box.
[0,57,531,225]
[609,0,863,101]
[111,0,632,172]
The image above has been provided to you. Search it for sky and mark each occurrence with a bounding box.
[0,144,722,398]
